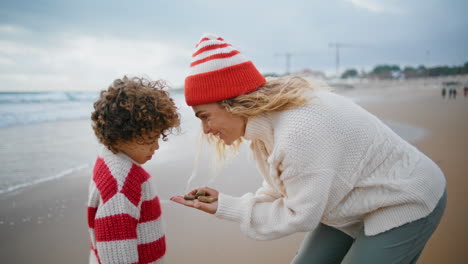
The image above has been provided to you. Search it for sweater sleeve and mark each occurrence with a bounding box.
[254,180,282,202]
[215,110,350,240]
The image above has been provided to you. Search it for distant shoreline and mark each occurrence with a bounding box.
[1,73,467,93]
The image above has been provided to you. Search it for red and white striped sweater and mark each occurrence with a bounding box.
[87,147,166,264]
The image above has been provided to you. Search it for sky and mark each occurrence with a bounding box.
[0,0,467,91]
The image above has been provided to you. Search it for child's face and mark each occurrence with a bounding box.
[116,134,160,164]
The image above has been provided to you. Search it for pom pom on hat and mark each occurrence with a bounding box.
[184,33,266,106]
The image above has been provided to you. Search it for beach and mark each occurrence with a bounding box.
[1,76,467,263]
[341,77,468,264]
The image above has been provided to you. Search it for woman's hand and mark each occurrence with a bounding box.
[170,187,219,215]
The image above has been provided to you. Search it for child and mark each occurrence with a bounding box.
[88,76,180,264]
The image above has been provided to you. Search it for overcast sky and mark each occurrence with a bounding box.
[0,0,467,91]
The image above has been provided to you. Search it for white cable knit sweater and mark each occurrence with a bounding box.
[215,91,446,240]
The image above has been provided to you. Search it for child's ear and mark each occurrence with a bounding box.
[113,140,125,153]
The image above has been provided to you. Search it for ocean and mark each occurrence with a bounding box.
[0,90,427,196]
[0,91,99,128]
[0,90,191,196]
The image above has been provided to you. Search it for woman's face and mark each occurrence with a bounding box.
[192,103,246,145]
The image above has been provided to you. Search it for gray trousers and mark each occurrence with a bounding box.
[291,191,447,264]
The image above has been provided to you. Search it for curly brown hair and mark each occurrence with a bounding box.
[91,76,180,153]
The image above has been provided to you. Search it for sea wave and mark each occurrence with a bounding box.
[0,101,94,127]
[0,164,89,195]
[0,91,185,127]
[0,91,99,104]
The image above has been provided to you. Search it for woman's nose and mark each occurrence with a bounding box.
[202,122,210,134]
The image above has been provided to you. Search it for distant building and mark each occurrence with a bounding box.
[391,70,405,80]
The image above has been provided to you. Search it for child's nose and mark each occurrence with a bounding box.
[152,141,159,151]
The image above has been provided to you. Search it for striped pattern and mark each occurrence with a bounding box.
[189,35,245,75]
[88,147,165,264]
[184,33,266,106]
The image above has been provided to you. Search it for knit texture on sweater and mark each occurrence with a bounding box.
[215,91,446,240]
[87,147,165,264]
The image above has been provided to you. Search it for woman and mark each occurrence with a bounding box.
[170,33,446,264]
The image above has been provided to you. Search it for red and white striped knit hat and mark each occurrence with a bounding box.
[184,33,266,106]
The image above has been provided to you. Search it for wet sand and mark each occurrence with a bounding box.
[0,171,91,263]
[0,76,467,263]
[343,81,468,264]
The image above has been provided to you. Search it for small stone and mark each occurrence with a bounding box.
[197,196,218,203]
[195,190,207,198]
[183,194,196,200]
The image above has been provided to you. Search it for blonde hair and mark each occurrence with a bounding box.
[204,75,328,161]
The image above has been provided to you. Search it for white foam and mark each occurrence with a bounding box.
[0,164,89,195]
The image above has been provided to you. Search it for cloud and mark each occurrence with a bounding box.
[0,39,43,55]
[346,0,405,14]
[0,57,14,66]
[0,24,29,34]
[57,34,191,84]
[0,27,192,91]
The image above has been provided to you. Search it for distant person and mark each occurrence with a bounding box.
[89,76,180,264]
[453,88,457,99]
[171,33,447,264]
[449,88,454,99]
[464,86,468,97]
[442,87,446,98]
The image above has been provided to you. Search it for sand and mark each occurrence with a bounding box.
[342,79,468,264]
[0,76,467,263]
[0,171,91,263]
